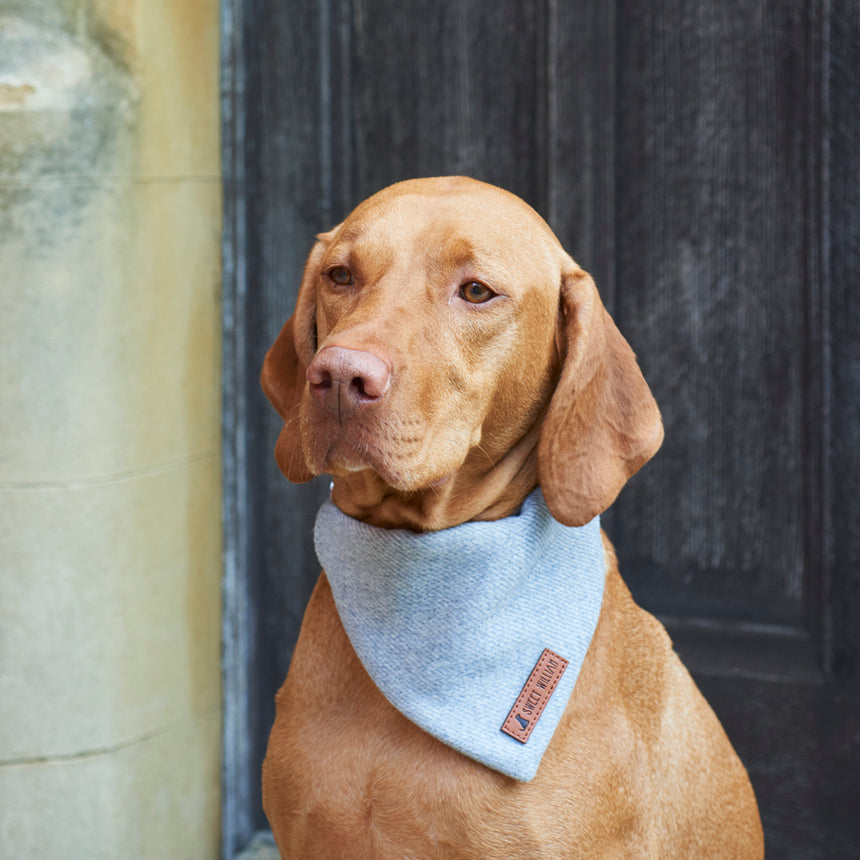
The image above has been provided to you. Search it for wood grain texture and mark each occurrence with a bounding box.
[231,0,339,844]
[613,0,811,626]
[545,0,616,306]
[698,674,860,859]
[827,0,860,682]
[347,0,544,206]
[221,0,254,853]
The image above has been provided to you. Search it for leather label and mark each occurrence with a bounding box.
[501,648,569,744]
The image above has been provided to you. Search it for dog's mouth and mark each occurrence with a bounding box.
[302,400,465,492]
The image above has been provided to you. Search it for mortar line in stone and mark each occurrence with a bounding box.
[0,449,217,491]
[0,174,221,187]
[0,705,221,768]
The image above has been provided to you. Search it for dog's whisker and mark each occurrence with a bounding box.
[475,443,497,471]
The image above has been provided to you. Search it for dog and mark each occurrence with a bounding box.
[260,176,764,858]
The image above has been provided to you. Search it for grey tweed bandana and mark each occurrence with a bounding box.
[314,487,605,781]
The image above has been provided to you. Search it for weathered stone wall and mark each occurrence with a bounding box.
[0,2,222,856]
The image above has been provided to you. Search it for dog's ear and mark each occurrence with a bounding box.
[260,233,333,483]
[538,264,663,527]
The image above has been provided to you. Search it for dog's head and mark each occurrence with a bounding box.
[262,176,662,527]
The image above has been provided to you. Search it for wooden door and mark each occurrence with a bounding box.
[221,1,860,856]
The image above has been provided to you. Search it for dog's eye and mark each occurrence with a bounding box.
[328,265,353,286]
[459,281,496,304]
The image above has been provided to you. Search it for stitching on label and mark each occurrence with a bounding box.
[501,648,569,744]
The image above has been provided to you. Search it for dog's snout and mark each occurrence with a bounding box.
[307,346,391,417]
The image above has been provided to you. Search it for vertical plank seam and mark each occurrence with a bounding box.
[220,0,253,855]
[320,0,333,224]
[819,0,834,674]
[606,0,618,312]
[542,0,555,226]
[338,0,354,216]
[804,0,834,675]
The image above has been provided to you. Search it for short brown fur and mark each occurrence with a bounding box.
[260,176,764,858]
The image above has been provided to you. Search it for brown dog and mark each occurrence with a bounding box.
[260,176,764,858]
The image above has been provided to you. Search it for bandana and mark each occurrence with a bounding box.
[314,488,605,781]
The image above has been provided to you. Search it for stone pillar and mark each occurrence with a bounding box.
[0,2,222,857]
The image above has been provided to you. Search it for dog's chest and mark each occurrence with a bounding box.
[267,617,573,859]
[263,571,701,859]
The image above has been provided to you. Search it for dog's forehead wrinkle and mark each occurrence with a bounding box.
[346,187,555,244]
[324,236,396,283]
[330,199,566,309]
[425,240,517,293]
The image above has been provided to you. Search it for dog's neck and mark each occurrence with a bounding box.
[330,422,542,532]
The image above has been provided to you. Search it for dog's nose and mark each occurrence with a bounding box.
[307,346,391,418]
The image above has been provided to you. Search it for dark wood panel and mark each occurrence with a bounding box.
[545,0,617,307]
[233,0,342,845]
[827,0,860,678]
[614,1,812,625]
[697,674,860,859]
[222,0,860,855]
[348,0,544,208]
